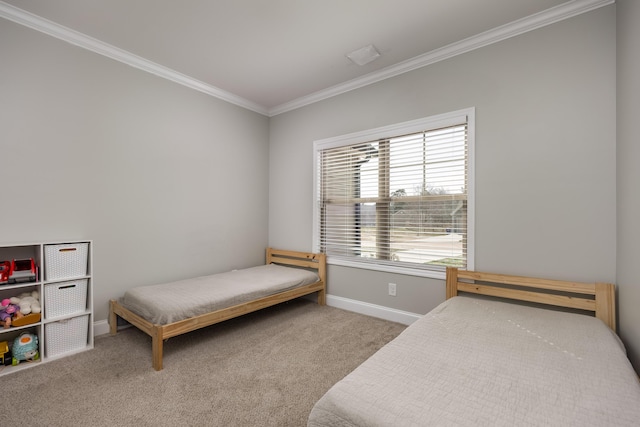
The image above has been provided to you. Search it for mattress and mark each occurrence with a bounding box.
[308,296,640,426]
[119,264,320,324]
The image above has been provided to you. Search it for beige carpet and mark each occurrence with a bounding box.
[0,299,406,426]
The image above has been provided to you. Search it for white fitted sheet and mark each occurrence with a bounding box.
[308,296,640,426]
[119,264,319,325]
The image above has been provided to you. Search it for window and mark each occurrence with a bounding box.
[313,109,474,278]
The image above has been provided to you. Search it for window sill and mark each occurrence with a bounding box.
[327,256,447,280]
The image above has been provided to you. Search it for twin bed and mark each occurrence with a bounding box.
[109,248,325,371]
[308,267,640,426]
[110,250,640,425]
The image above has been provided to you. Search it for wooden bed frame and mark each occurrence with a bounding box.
[307,269,634,426]
[445,267,616,331]
[109,248,326,370]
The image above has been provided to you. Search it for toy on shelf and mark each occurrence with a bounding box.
[0,292,41,328]
[11,332,39,364]
[9,258,37,283]
[12,291,41,327]
[0,261,10,285]
[11,291,41,315]
[0,299,22,328]
[0,258,37,285]
[0,341,11,365]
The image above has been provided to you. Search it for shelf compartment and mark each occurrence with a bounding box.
[44,279,88,319]
[44,243,89,281]
[0,325,42,371]
[45,314,89,358]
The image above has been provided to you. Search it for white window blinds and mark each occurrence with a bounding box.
[314,110,474,275]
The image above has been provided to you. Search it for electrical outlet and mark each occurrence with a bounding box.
[388,282,397,296]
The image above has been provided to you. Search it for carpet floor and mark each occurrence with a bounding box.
[0,299,406,426]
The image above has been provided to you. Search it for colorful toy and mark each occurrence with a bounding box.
[0,258,37,285]
[9,258,37,283]
[0,341,10,365]
[0,261,10,284]
[11,291,41,315]
[11,291,41,327]
[0,298,23,328]
[11,332,39,364]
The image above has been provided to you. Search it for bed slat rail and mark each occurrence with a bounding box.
[455,282,596,311]
[446,267,616,331]
[267,248,324,267]
[455,270,596,294]
[269,256,320,269]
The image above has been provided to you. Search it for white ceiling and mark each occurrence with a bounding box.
[1,0,611,115]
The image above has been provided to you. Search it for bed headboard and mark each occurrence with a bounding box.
[445,267,616,331]
[266,247,326,284]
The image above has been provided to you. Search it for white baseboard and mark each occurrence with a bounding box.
[93,319,110,336]
[326,294,421,325]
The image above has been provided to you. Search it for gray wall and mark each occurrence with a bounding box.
[270,8,617,316]
[0,20,270,321]
[617,0,640,371]
[4,3,637,373]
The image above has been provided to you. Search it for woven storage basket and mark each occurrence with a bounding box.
[44,243,88,280]
[45,314,89,357]
[44,279,88,319]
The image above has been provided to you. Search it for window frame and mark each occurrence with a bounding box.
[312,108,475,279]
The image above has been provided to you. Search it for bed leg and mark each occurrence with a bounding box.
[152,327,164,371]
[317,288,326,306]
[109,300,118,335]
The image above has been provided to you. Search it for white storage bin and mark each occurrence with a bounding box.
[44,279,88,319]
[44,243,89,280]
[45,314,89,357]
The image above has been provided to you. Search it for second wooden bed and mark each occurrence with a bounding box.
[308,267,640,426]
[109,248,326,371]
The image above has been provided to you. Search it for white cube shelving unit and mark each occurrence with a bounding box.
[0,240,93,376]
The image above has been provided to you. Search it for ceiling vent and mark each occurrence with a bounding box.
[346,44,381,66]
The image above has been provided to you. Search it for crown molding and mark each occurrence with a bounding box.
[0,1,269,116]
[1,0,612,118]
[267,0,614,116]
